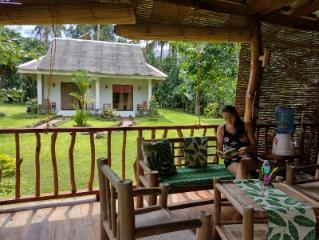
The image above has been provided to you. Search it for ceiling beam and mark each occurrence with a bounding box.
[261,13,319,31]
[248,0,296,14]
[290,0,319,17]
[115,24,250,42]
[155,0,248,16]
[0,3,136,25]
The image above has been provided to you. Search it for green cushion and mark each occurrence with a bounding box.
[142,140,177,176]
[184,137,208,168]
[159,164,234,187]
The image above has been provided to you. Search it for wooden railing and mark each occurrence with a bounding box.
[0,123,318,205]
[0,125,218,205]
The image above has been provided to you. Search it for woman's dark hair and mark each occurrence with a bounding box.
[221,105,245,135]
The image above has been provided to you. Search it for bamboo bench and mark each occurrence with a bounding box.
[97,158,212,240]
[135,136,234,207]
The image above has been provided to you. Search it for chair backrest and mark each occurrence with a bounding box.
[137,136,219,167]
[98,158,135,240]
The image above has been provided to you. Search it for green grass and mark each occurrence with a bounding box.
[59,116,119,128]
[0,104,48,128]
[0,105,223,198]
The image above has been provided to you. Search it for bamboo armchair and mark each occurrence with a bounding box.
[98,158,212,240]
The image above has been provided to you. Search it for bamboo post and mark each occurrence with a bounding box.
[190,128,195,137]
[107,131,112,167]
[88,132,95,191]
[122,130,127,179]
[159,183,169,208]
[35,133,41,197]
[151,129,156,139]
[212,178,221,240]
[136,137,144,208]
[162,129,168,138]
[202,127,207,136]
[111,186,117,238]
[118,180,135,240]
[196,212,212,240]
[51,132,59,195]
[244,16,262,124]
[69,131,77,193]
[316,152,319,179]
[148,171,159,206]
[97,158,108,240]
[15,133,21,199]
[243,207,254,240]
[286,166,295,185]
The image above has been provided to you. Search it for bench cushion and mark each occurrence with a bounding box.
[184,137,208,168]
[142,140,177,176]
[159,164,234,187]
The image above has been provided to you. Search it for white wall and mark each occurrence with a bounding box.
[42,74,150,116]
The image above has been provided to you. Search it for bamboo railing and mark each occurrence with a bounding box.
[0,123,317,205]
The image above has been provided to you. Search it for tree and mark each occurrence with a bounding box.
[66,24,115,41]
[33,25,66,42]
[70,70,95,110]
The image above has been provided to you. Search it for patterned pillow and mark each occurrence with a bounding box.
[142,140,177,176]
[184,137,208,168]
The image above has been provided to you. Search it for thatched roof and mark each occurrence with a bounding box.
[18,38,167,80]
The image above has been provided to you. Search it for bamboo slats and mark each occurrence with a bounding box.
[0,3,136,25]
[88,132,95,191]
[51,132,59,195]
[69,132,77,193]
[121,130,127,179]
[15,133,21,199]
[35,133,41,197]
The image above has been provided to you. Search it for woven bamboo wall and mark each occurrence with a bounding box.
[236,22,319,164]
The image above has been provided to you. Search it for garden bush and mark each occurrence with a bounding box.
[204,103,219,118]
[73,108,88,127]
[0,112,5,117]
[0,154,16,194]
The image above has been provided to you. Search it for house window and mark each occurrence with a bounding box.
[112,85,133,111]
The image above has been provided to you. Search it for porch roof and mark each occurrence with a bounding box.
[18,38,167,80]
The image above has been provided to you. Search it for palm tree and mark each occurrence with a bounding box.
[70,70,95,110]
[33,25,66,42]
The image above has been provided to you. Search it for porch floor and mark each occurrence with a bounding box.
[0,190,215,240]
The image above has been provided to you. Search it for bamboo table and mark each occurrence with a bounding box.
[212,179,319,240]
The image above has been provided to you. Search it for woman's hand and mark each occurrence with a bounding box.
[238,147,248,155]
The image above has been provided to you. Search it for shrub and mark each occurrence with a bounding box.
[147,96,159,118]
[0,89,7,103]
[0,154,16,194]
[73,108,88,127]
[0,112,5,118]
[26,98,39,114]
[204,103,219,118]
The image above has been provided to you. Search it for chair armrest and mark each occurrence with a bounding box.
[134,211,211,239]
[133,187,163,197]
[139,160,152,174]
[295,164,319,171]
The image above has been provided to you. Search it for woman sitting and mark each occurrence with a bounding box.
[217,105,257,179]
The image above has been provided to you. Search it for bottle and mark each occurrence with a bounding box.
[263,160,271,187]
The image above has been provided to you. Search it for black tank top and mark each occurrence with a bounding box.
[223,125,250,151]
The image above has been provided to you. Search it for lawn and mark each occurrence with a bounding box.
[0,104,48,128]
[0,104,223,198]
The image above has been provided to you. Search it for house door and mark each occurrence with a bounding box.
[112,85,133,111]
[61,82,78,110]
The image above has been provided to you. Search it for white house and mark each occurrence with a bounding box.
[18,38,167,117]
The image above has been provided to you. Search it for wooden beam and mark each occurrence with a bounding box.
[0,3,136,25]
[155,0,248,16]
[244,17,262,124]
[290,0,319,17]
[261,13,319,31]
[115,24,250,42]
[249,0,296,14]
